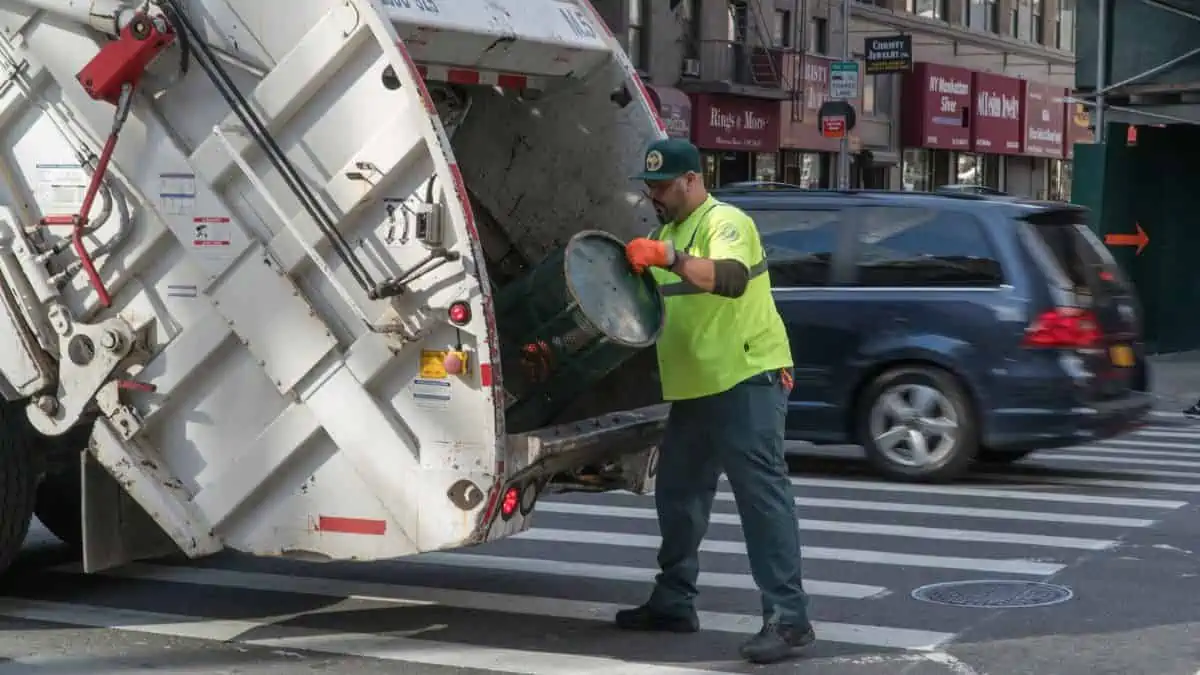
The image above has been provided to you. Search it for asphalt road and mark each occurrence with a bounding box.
[2,412,1200,675]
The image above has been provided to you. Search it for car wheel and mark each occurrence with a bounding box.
[978,448,1034,464]
[857,365,978,482]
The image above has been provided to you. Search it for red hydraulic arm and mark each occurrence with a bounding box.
[40,13,175,307]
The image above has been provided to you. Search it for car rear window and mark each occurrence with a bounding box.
[851,207,1004,288]
[1017,215,1132,302]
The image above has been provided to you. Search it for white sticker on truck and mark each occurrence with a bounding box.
[35,162,88,216]
[412,378,452,410]
[159,172,196,216]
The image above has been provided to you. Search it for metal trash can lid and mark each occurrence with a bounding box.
[563,230,665,349]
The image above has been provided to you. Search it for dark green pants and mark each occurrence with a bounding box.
[648,369,810,625]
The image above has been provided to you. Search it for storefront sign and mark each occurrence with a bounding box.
[971,72,1023,154]
[690,93,780,153]
[864,35,913,75]
[1065,100,1093,159]
[644,84,692,139]
[901,62,972,150]
[1023,82,1066,157]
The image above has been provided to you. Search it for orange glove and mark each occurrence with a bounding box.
[625,238,676,274]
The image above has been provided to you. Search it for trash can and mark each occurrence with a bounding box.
[494,230,665,433]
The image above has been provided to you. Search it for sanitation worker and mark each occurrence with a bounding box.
[614,138,814,665]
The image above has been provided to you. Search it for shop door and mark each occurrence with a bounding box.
[720,152,751,185]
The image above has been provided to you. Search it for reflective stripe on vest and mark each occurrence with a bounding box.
[659,260,768,296]
[649,203,767,298]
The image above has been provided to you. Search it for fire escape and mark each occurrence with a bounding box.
[676,0,795,102]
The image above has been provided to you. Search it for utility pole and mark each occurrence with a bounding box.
[836,0,851,189]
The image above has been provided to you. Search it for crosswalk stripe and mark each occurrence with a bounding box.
[412,552,888,598]
[974,470,1200,491]
[1034,452,1200,469]
[537,502,1117,550]
[1099,438,1200,451]
[703,491,1151,527]
[1133,428,1200,440]
[49,563,957,650]
[1061,444,1200,459]
[787,477,1188,508]
[0,597,738,674]
[514,528,1066,575]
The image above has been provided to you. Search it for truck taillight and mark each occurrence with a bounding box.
[1023,307,1101,348]
[500,486,520,519]
[448,301,471,325]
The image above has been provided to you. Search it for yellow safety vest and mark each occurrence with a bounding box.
[648,196,793,401]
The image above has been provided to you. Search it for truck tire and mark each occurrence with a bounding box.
[0,404,38,575]
[32,422,92,551]
[34,463,82,550]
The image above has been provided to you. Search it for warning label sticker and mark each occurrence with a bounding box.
[191,216,231,247]
[412,378,451,410]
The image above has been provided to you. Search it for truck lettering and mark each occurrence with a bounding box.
[560,7,597,39]
[381,0,439,12]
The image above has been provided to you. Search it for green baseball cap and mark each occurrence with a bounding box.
[631,138,702,181]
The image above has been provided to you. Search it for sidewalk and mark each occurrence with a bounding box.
[1148,350,1200,409]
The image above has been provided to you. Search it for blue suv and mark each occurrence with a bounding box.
[714,187,1153,482]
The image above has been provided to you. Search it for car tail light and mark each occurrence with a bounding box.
[1023,307,1101,348]
[500,486,520,519]
[448,301,471,325]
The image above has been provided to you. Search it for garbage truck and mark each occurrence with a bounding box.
[0,0,674,576]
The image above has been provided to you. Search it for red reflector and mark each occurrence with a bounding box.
[447,68,481,85]
[448,301,471,325]
[480,363,493,386]
[317,516,387,535]
[500,486,520,518]
[1023,307,1101,348]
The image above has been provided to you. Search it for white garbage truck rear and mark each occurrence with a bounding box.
[0,0,672,576]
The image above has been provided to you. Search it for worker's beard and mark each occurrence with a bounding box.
[652,200,669,225]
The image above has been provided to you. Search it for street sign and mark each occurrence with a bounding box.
[830,61,859,100]
[821,116,846,138]
[864,35,913,75]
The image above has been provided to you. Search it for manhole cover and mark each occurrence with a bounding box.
[911,580,1073,608]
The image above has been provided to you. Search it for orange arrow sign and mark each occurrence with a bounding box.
[1105,223,1149,255]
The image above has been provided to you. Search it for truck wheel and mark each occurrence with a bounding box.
[0,404,38,575]
[34,463,82,550]
[856,365,978,483]
[32,422,91,551]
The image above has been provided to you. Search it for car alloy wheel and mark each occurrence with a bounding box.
[868,384,960,469]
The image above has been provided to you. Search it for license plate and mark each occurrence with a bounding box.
[1110,344,1134,367]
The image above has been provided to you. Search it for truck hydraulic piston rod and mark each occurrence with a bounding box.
[39,12,175,307]
[11,0,137,36]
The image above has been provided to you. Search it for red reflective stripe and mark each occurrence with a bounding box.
[480,363,493,386]
[447,68,481,85]
[318,516,387,535]
[497,73,528,89]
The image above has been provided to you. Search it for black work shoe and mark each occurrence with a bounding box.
[1185,403,1200,419]
[739,622,816,664]
[614,605,700,633]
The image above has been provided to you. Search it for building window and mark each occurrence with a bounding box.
[1032,0,1043,42]
[680,0,700,59]
[628,0,646,69]
[773,9,792,46]
[809,17,828,53]
[1057,0,1075,51]
[1014,0,1032,40]
[965,0,998,31]
[906,0,947,20]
